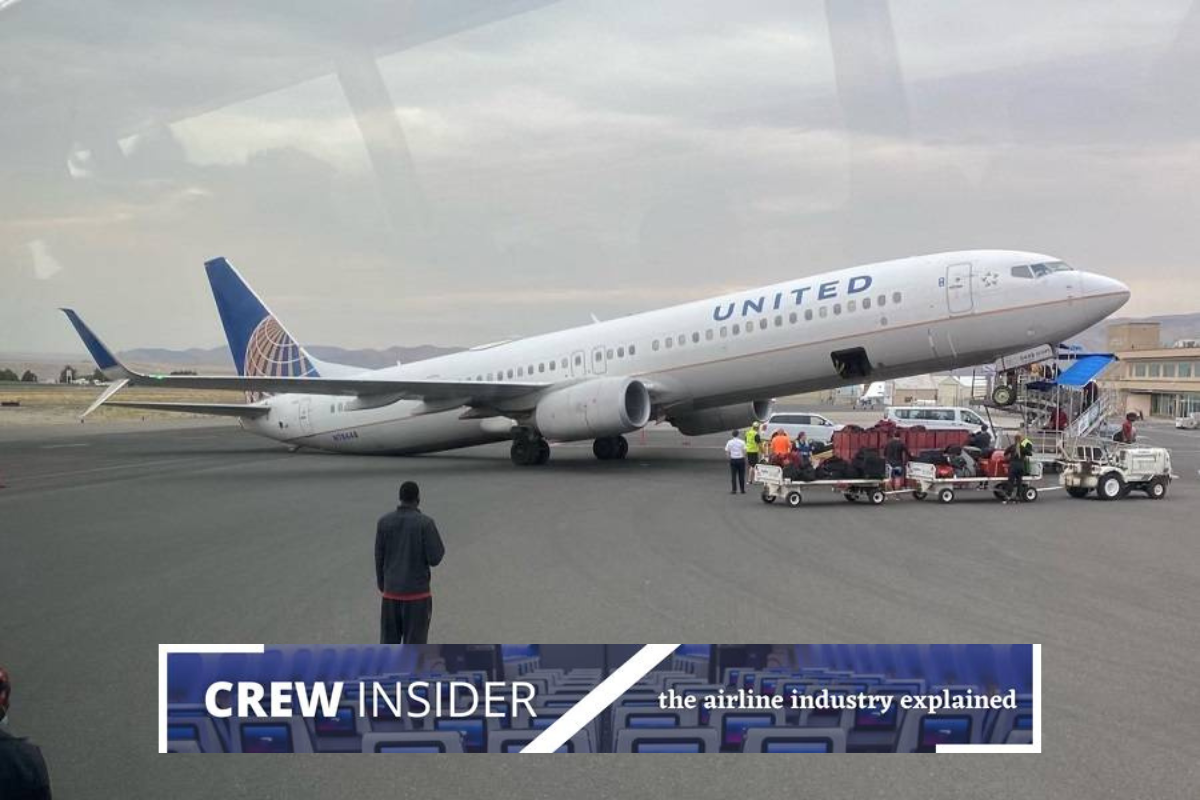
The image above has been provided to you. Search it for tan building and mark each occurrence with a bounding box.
[1101,322,1200,418]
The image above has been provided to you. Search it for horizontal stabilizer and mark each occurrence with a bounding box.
[100,401,271,418]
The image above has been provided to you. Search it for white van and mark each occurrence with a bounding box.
[760,412,842,445]
[884,406,988,432]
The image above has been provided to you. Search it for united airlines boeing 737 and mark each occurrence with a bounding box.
[64,251,1129,465]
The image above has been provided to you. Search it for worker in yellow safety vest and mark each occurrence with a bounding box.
[745,422,762,470]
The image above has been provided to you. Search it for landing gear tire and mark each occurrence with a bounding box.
[593,435,628,461]
[510,430,549,466]
[1097,472,1124,501]
[992,385,1016,407]
[1066,486,1090,499]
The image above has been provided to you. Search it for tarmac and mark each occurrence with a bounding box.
[2,419,1198,797]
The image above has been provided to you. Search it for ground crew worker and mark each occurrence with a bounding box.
[0,666,52,800]
[795,432,813,465]
[884,432,910,490]
[376,481,445,644]
[726,430,748,494]
[1003,431,1035,503]
[745,423,762,469]
[769,428,791,461]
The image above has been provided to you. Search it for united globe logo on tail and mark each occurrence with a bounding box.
[243,317,316,400]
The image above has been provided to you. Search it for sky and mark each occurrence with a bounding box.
[2,0,1198,354]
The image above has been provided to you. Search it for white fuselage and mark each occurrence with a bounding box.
[242,250,1128,454]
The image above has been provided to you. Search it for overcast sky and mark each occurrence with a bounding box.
[2,0,1198,354]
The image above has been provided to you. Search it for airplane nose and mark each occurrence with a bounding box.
[1083,272,1131,315]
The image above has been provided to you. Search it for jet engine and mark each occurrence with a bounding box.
[534,377,652,440]
[667,400,773,436]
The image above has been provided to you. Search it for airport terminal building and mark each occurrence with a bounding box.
[1103,322,1200,418]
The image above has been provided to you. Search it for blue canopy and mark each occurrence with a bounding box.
[1056,354,1116,388]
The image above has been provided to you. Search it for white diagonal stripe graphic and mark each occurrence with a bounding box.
[521,644,681,754]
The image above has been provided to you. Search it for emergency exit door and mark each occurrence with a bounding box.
[945,262,974,314]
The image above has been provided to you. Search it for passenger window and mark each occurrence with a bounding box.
[720,326,728,337]
[549,361,555,371]
[804,309,813,321]
[705,329,713,341]
[774,315,782,327]
[678,334,686,346]
[653,340,660,351]
[892,291,902,304]
[863,297,871,310]
[759,318,768,330]
[629,344,636,356]
[617,347,625,358]
[528,364,534,374]
[962,411,981,425]
[847,300,856,312]
[487,372,493,381]
[819,306,828,318]
[507,369,514,379]
[732,324,740,334]
[606,348,614,359]
[538,363,545,373]
[833,303,841,315]
[789,312,797,324]
[517,367,524,376]
[665,338,673,349]
[594,351,601,361]
[878,295,887,307]
[574,355,582,366]
[692,332,699,344]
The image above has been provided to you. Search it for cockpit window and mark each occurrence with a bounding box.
[1012,261,1072,279]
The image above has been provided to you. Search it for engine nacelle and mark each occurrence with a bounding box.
[534,377,652,440]
[667,400,774,437]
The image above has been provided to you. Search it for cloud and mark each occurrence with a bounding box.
[2,0,1199,353]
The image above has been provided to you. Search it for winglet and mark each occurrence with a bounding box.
[60,308,132,379]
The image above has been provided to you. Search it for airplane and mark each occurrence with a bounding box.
[63,251,1129,466]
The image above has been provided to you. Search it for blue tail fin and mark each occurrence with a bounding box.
[61,308,125,375]
[203,257,320,378]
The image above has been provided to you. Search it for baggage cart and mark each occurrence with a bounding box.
[754,464,892,507]
[906,460,1045,504]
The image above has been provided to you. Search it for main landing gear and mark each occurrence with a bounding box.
[510,428,551,466]
[592,435,629,461]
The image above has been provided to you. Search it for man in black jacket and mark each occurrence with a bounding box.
[376,481,445,644]
[0,667,52,800]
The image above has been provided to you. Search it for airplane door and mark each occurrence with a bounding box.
[945,262,974,315]
[297,398,315,435]
[570,350,586,378]
[591,346,607,375]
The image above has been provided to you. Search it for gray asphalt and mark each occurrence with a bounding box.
[2,420,1199,798]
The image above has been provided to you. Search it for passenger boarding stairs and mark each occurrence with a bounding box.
[972,346,1119,463]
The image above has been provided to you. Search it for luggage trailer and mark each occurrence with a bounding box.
[905,460,1052,504]
[753,464,899,507]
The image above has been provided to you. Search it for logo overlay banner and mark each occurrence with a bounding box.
[160,644,1039,754]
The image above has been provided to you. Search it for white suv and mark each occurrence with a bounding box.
[760,412,842,446]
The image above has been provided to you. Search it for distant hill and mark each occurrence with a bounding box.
[1076,312,1200,351]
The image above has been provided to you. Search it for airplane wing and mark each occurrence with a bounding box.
[62,309,549,406]
[101,401,272,418]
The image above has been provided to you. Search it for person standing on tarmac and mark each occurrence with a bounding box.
[744,423,762,471]
[0,667,52,800]
[795,432,814,466]
[884,432,910,490]
[726,430,748,494]
[376,481,445,645]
